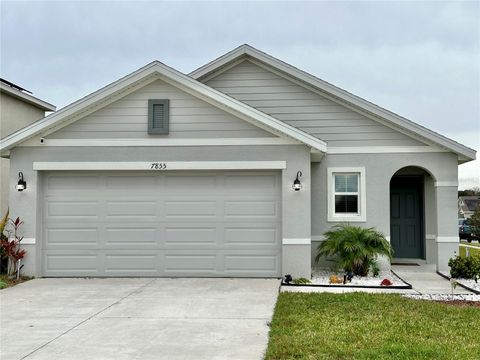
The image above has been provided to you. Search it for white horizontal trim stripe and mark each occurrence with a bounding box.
[459,243,480,250]
[23,137,300,147]
[21,238,36,245]
[327,146,447,154]
[436,236,459,243]
[33,161,287,171]
[282,238,311,245]
[311,235,325,242]
[434,181,458,187]
[426,234,436,240]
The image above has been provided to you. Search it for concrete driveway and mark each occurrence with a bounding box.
[1,278,280,360]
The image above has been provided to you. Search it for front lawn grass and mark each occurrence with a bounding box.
[459,240,480,257]
[266,292,480,360]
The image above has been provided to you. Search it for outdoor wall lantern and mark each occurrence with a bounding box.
[292,171,302,191]
[16,172,27,191]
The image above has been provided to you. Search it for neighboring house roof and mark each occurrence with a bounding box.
[190,44,476,163]
[0,79,56,112]
[0,61,327,155]
[459,196,480,214]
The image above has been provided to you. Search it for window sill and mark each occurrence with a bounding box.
[327,214,366,222]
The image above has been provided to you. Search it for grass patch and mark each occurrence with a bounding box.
[0,274,33,289]
[266,292,480,360]
[459,241,480,257]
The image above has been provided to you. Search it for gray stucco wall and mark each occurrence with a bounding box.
[1,93,47,216]
[311,151,459,271]
[9,144,312,278]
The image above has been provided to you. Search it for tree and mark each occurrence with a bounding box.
[470,205,480,237]
[458,187,480,197]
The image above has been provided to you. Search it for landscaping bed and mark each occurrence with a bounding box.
[266,292,480,360]
[0,275,33,289]
[438,270,480,294]
[283,269,411,289]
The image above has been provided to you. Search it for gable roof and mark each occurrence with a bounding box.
[0,61,327,154]
[0,80,56,112]
[190,44,476,163]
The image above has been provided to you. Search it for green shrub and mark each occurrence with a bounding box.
[448,255,480,281]
[315,224,392,276]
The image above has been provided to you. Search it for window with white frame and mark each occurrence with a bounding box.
[327,167,366,222]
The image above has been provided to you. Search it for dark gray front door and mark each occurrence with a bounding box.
[390,177,423,259]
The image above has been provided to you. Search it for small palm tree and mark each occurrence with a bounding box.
[315,224,393,276]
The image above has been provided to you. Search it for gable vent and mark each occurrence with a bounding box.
[148,99,169,134]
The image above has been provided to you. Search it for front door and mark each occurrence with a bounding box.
[390,176,423,259]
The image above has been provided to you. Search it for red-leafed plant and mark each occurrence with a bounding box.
[380,278,393,286]
[0,215,26,277]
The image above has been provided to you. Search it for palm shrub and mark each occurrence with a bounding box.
[315,224,393,276]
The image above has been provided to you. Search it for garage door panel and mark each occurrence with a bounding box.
[46,228,98,246]
[42,170,281,277]
[105,227,158,245]
[165,174,217,190]
[45,253,99,274]
[224,227,277,245]
[224,174,277,191]
[164,255,217,273]
[164,227,218,245]
[106,201,157,218]
[47,201,99,218]
[165,200,217,218]
[225,254,279,274]
[224,200,277,218]
[106,175,157,189]
[47,175,99,190]
[104,254,159,274]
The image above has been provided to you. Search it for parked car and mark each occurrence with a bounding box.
[459,218,477,242]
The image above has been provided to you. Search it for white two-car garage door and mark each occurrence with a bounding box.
[42,171,282,277]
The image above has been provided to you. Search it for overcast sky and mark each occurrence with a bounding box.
[1,1,479,189]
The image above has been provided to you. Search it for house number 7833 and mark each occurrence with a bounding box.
[150,162,167,170]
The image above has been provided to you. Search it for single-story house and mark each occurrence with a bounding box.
[0,79,56,215]
[458,196,480,219]
[0,45,475,278]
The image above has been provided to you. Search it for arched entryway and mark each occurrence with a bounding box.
[390,166,435,261]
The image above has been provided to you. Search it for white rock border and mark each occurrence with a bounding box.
[438,270,480,294]
[402,294,480,302]
[284,269,411,288]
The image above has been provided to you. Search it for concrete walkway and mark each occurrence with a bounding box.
[1,278,280,360]
[391,264,472,294]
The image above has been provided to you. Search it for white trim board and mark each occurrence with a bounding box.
[327,146,447,154]
[33,161,287,171]
[22,137,299,147]
[436,236,459,243]
[21,238,36,245]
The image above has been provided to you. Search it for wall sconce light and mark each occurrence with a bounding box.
[16,172,26,191]
[292,171,302,191]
